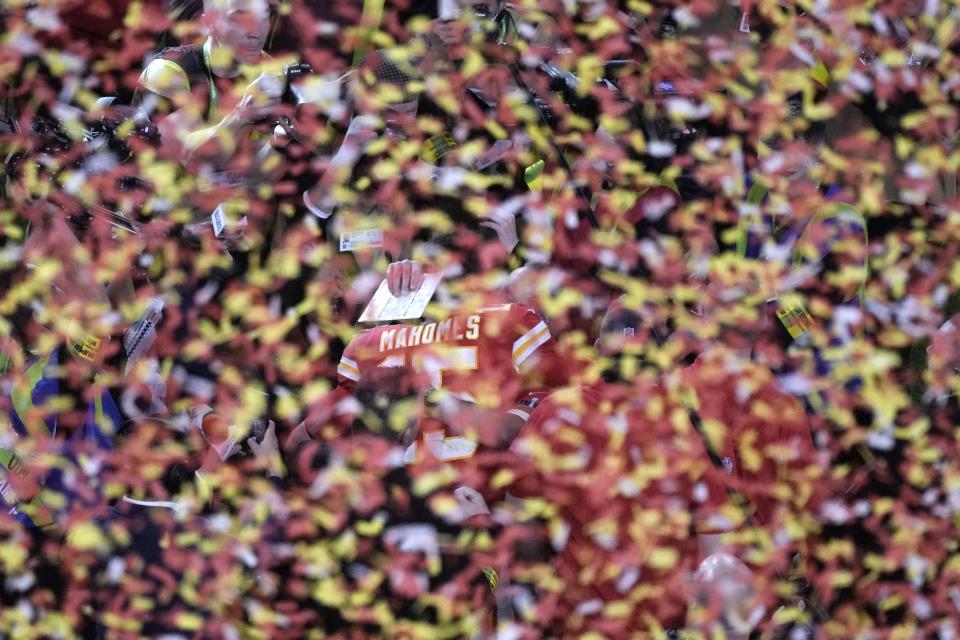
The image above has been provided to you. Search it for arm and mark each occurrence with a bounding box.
[690,465,762,637]
[492,390,550,450]
[23,207,113,370]
[138,59,200,162]
[140,60,282,168]
[511,305,571,390]
[282,385,355,457]
[284,420,314,454]
[182,73,284,169]
[181,108,255,164]
[303,114,379,219]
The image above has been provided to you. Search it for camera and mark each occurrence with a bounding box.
[235,417,271,459]
[282,62,313,105]
[66,206,141,238]
[248,62,314,129]
[3,110,146,239]
[85,98,159,162]
[261,62,317,154]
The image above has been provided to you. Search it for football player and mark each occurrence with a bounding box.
[334,300,566,461]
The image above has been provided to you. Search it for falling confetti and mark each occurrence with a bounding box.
[0,0,959,637]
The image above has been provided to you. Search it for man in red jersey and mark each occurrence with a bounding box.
[503,292,825,636]
[503,298,729,636]
[651,280,827,638]
[336,302,564,462]
[674,347,821,534]
[286,300,567,464]
[279,302,569,637]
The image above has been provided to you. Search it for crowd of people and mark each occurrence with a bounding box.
[1,0,959,637]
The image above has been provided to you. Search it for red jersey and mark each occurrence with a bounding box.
[337,303,564,463]
[508,380,724,634]
[677,349,821,528]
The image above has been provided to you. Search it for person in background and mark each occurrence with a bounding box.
[1,142,128,528]
[135,0,285,182]
[283,366,498,636]
[79,407,283,638]
[301,48,424,222]
[82,418,207,638]
[667,281,826,636]
[499,299,741,636]
[301,48,461,314]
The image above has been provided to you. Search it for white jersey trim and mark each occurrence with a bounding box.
[512,320,551,367]
[337,355,360,381]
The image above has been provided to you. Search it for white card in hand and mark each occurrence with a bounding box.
[358,273,442,323]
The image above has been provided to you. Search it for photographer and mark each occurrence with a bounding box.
[84,417,207,637]
[135,0,286,186]
[2,145,128,528]
[84,410,285,637]
[301,48,425,222]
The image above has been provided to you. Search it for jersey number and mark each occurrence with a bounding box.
[378,346,478,390]
[379,347,479,462]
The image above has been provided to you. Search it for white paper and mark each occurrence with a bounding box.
[211,204,226,237]
[359,272,442,323]
[211,203,247,238]
[339,228,384,252]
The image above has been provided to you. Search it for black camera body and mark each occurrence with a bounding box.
[282,62,313,105]
[247,62,314,129]
[235,417,270,458]
[257,62,316,151]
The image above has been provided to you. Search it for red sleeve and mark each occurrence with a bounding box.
[506,389,551,425]
[509,305,570,390]
[693,383,819,532]
[502,394,560,499]
[735,386,818,527]
[300,384,361,441]
[336,334,364,392]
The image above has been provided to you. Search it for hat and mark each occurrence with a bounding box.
[601,295,646,341]
[357,49,421,88]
